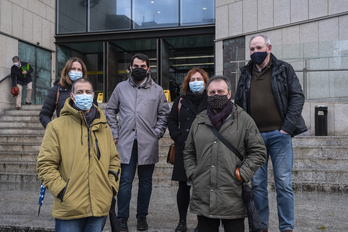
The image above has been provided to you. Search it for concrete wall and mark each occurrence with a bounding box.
[0,0,56,114]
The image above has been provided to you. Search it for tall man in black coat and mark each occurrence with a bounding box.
[235,35,307,232]
[10,56,33,110]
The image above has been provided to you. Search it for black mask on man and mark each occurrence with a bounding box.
[250,51,268,65]
[132,68,147,82]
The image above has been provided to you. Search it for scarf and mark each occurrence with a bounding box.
[207,100,233,131]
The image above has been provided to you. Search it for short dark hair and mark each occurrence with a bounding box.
[130,53,150,68]
[206,75,232,93]
[71,78,94,94]
[12,56,20,62]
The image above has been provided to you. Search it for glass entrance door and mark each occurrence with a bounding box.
[18,41,52,104]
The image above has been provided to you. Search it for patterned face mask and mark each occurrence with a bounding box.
[207,94,229,110]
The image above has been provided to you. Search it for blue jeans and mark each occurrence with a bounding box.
[117,140,155,219]
[55,216,106,232]
[251,130,294,232]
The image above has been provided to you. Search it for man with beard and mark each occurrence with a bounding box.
[106,53,170,232]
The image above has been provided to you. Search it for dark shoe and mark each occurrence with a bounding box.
[16,107,21,110]
[25,102,31,105]
[175,220,187,232]
[137,216,148,231]
[262,230,268,232]
[194,226,199,232]
[116,218,128,232]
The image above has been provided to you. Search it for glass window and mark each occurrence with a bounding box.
[89,0,131,31]
[57,0,87,34]
[133,0,179,29]
[180,0,215,26]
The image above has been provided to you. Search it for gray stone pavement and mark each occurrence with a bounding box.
[0,182,347,232]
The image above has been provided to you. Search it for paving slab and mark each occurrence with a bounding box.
[1,182,348,232]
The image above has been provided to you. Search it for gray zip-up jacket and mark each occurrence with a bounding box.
[105,75,170,165]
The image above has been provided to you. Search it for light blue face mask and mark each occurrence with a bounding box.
[13,62,19,66]
[69,71,83,81]
[73,93,93,111]
[189,81,205,93]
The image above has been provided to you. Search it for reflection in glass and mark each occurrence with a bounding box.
[181,0,215,26]
[90,0,131,31]
[57,0,86,33]
[133,0,178,29]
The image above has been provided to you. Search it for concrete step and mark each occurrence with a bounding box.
[0,121,43,129]
[0,128,45,135]
[0,135,43,143]
[0,143,41,153]
[0,115,41,122]
[0,152,38,162]
[294,146,348,159]
[3,110,41,116]
[0,172,39,183]
[0,161,37,173]
[292,136,348,147]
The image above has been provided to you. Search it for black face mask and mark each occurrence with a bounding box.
[207,94,229,110]
[250,51,268,65]
[132,68,147,82]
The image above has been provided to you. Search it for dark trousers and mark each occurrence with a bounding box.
[197,215,244,232]
[177,181,191,222]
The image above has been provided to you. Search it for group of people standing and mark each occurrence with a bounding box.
[34,34,306,232]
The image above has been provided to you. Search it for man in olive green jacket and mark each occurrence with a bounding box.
[37,78,121,231]
[184,75,266,232]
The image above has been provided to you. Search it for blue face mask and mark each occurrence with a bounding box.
[73,93,93,111]
[13,62,19,66]
[69,71,83,81]
[189,81,205,94]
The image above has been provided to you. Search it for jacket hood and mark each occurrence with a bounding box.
[60,98,106,127]
[128,72,153,88]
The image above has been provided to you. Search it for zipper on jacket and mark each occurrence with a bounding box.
[94,132,100,160]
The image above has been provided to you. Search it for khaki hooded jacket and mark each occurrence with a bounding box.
[37,98,121,220]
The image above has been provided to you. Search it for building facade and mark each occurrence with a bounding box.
[0,0,347,135]
[0,0,55,114]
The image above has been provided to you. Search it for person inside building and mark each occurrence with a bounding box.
[105,53,170,232]
[183,75,267,232]
[37,78,121,232]
[39,57,91,128]
[10,56,33,110]
[167,67,209,232]
[235,34,307,232]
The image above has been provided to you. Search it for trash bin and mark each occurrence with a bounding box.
[315,105,328,136]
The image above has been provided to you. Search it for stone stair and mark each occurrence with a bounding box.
[0,104,348,193]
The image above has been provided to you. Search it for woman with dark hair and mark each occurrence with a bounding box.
[168,67,209,232]
[39,57,89,128]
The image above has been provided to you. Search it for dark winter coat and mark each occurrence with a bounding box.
[11,62,33,87]
[167,93,208,181]
[39,80,99,128]
[183,104,267,219]
[234,53,307,136]
[39,82,71,128]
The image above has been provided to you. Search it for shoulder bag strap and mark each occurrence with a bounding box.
[55,86,60,110]
[210,126,244,162]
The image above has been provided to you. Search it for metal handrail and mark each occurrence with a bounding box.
[0,75,10,83]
